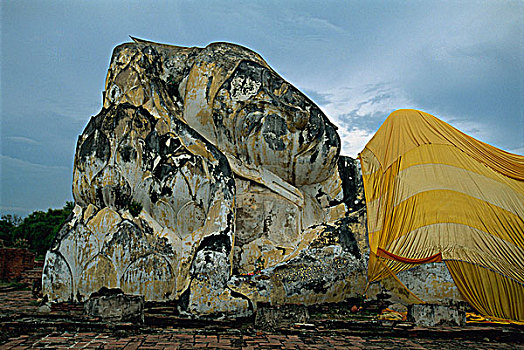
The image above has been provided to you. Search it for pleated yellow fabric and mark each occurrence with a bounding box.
[359,109,524,322]
[446,260,524,324]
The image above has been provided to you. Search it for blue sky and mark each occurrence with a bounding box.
[1,0,522,217]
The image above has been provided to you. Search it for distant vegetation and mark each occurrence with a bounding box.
[0,201,74,258]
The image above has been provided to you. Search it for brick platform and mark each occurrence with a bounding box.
[1,326,523,349]
[0,248,35,281]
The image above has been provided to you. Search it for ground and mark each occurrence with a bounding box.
[2,328,522,349]
[1,266,522,349]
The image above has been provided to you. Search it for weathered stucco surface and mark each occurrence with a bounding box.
[43,38,462,317]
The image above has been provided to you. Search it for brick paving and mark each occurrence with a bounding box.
[1,327,522,349]
[0,289,36,316]
[1,277,523,349]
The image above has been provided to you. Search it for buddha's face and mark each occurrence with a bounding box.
[209,59,341,186]
[104,41,341,187]
[178,43,341,186]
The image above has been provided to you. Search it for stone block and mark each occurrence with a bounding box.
[408,303,466,327]
[84,288,144,323]
[255,303,309,330]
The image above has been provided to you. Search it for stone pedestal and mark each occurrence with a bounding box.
[84,288,144,323]
[408,304,466,327]
[255,303,309,330]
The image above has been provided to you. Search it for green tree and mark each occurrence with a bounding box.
[8,201,74,257]
[0,214,21,246]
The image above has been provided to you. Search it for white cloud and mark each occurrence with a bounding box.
[320,83,413,121]
[509,147,524,156]
[0,155,69,172]
[292,14,346,35]
[6,136,40,145]
[310,82,415,157]
[336,126,374,158]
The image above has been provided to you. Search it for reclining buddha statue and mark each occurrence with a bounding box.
[43,38,367,317]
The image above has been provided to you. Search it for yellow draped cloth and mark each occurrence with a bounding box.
[359,109,524,322]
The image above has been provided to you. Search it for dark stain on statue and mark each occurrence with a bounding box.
[78,130,111,164]
[336,156,364,212]
[166,74,185,105]
[95,181,132,211]
[154,163,175,181]
[206,75,213,102]
[307,218,360,259]
[145,130,161,154]
[104,220,151,256]
[309,149,319,164]
[262,114,286,151]
[334,218,361,259]
[120,144,136,163]
[304,108,322,142]
[81,110,105,138]
[196,234,232,256]
[240,104,265,137]
[100,105,128,134]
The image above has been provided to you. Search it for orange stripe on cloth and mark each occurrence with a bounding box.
[377,247,442,264]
